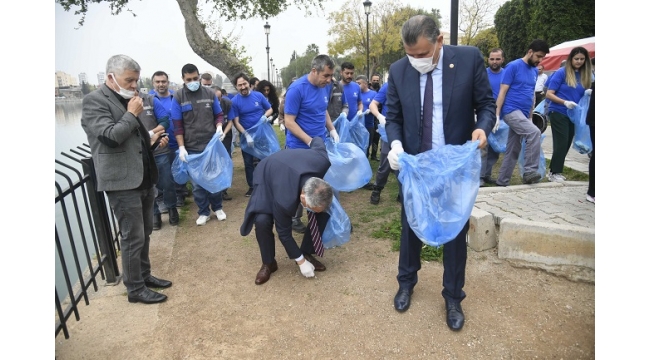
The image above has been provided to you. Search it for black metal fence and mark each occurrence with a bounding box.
[55,144,121,339]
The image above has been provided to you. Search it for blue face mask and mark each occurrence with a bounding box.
[187,81,200,92]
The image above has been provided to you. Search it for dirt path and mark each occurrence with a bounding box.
[55,151,595,359]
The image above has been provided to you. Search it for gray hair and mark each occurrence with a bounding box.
[106,54,141,76]
[401,15,440,46]
[355,75,368,83]
[311,55,335,73]
[303,177,334,209]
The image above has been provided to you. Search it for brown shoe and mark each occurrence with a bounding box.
[304,254,326,272]
[255,260,278,285]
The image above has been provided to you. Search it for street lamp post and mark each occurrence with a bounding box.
[276,68,281,92]
[270,57,274,83]
[264,22,271,80]
[363,1,372,79]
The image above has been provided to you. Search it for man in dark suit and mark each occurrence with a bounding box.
[81,54,173,304]
[385,15,496,331]
[240,137,334,285]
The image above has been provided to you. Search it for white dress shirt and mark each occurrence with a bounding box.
[419,46,445,151]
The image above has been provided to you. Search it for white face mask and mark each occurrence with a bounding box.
[109,73,136,99]
[407,42,440,75]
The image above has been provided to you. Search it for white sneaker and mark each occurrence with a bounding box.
[215,209,227,221]
[196,215,211,226]
[547,172,565,182]
[586,195,595,204]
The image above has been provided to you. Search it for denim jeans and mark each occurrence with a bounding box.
[105,187,155,295]
[188,150,223,216]
[153,153,177,215]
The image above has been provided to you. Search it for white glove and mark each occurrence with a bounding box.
[377,114,386,125]
[280,124,286,132]
[244,132,254,146]
[584,89,592,96]
[219,131,226,142]
[329,129,340,143]
[356,110,363,118]
[364,109,370,115]
[387,141,404,170]
[215,124,223,137]
[298,260,315,278]
[339,112,347,119]
[260,115,272,124]
[178,146,188,163]
[492,116,500,133]
[564,101,578,109]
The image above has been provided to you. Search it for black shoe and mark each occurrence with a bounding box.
[168,207,179,226]
[144,275,173,289]
[153,214,162,230]
[370,189,381,205]
[157,201,169,214]
[176,196,185,208]
[483,176,496,184]
[128,287,167,304]
[445,299,465,331]
[371,156,380,161]
[292,219,307,233]
[245,188,253,197]
[362,183,375,190]
[394,288,413,312]
[523,171,542,184]
[222,190,232,201]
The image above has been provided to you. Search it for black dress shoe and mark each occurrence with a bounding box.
[292,220,307,233]
[255,260,278,285]
[168,207,179,226]
[128,287,168,304]
[222,190,232,201]
[304,254,326,271]
[153,214,162,230]
[394,288,413,313]
[445,299,465,331]
[144,275,172,289]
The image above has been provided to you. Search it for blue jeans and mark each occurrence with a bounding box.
[153,153,177,215]
[105,187,155,295]
[188,150,223,216]
[241,150,255,189]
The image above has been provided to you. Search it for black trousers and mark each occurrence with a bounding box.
[254,212,330,264]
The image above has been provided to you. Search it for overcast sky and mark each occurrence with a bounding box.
[55,0,507,85]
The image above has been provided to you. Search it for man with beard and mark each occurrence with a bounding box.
[339,62,363,121]
[480,48,505,186]
[370,73,382,91]
[495,40,550,186]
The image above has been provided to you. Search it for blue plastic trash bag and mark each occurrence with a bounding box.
[171,152,189,185]
[534,100,548,115]
[333,113,350,141]
[240,116,281,160]
[324,140,372,192]
[377,123,388,143]
[397,141,481,246]
[322,196,351,249]
[186,134,233,193]
[567,93,592,154]
[487,119,509,153]
[347,113,370,153]
[517,133,546,180]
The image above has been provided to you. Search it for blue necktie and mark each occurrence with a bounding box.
[419,70,434,153]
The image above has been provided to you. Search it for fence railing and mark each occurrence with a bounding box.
[55,144,121,339]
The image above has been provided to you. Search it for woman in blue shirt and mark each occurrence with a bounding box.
[545,46,593,182]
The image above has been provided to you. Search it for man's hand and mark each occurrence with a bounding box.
[564,101,578,109]
[329,129,340,143]
[298,259,315,278]
[178,146,188,163]
[387,141,404,170]
[280,124,286,132]
[584,89,592,96]
[150,129,168,148]
[127,96,144,117]
[244,131,254,146]
[215,124,223,138]
[260,115,271,124]
[492,116,500,133]
[472,129,488,149]
[356,110,364,118]
[377,114,386,125]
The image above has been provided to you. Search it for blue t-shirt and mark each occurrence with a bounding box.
[155,93,177,149]
[501,59,537,118]
[546,67,586,117]
[359,89,377,127]
[284,74,332,149]
[486,67,504,100]
[231,91,270,129]
[373,83,388,116]
[342,81,362,121]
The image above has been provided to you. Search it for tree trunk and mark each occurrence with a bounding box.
[176,0,246,81]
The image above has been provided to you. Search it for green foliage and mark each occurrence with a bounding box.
[470,27,500,65]
[494,0,532,63]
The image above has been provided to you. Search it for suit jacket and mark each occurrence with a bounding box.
[81,84,158,191]
[385,45,496,154]
[240,137,331,240]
